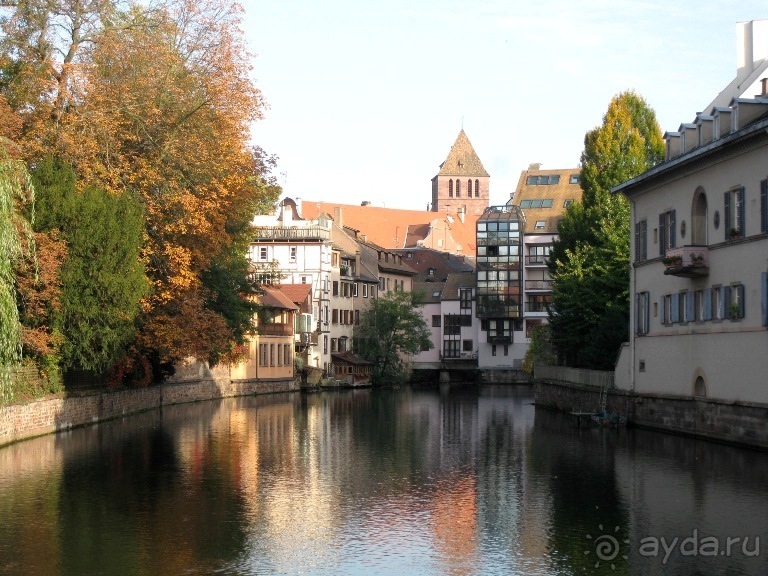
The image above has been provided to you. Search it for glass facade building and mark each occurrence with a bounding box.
[476,206,525,342]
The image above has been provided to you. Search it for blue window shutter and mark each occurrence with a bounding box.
[703,288,712,321]
[644,293,650,333]
[762,272,768,326]
[738,284,746,318]
[761,180,768,234]
[670,210,676,248]
[659,213,665,256]
[660,296,666,324]
[724,191,731,240]
[671,293,679,323]
[686,290,695,322]
[634,293,640,334]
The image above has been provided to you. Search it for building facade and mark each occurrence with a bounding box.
[613,20,768,406]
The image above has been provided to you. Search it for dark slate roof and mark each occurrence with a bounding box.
[392,247,475,282]
[508,168,583,234]
[441,271,476,300]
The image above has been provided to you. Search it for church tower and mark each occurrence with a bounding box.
[431,129,490,215]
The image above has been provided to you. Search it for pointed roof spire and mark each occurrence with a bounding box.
[437,129,489,177]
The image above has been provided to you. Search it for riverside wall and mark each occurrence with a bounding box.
[0,361,299,447]
[535,379,768,450]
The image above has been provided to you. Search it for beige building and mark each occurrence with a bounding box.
[614,20,768,406]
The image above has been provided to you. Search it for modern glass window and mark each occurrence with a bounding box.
[460,289,472,309]
[432,315,441,327]
[443,340,459,358]
[569,174,580,184]
[525,175,561,185]
[534,221,546,230]
[520,199,554,208]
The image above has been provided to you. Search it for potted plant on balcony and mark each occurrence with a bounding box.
[729,302,741,321]
[662,255,682,268]
[690,253,705,266]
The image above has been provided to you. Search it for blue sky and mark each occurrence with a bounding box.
[243,1,767,211]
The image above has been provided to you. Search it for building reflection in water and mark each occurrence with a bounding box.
[1,386,767,576]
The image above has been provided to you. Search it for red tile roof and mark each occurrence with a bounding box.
[278,283,313,306]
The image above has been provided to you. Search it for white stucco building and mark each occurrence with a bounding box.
[614,20,768,405]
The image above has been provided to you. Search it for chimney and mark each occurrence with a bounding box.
[355,250,361,276]
[334,207,343,229]
[360,234,367,243]
[737,20,768,81]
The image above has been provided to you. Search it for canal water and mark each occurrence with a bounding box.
[1,385,766,576]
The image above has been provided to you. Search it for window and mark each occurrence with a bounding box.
[379,277,385,290]
[525,175,561,185]
[563,199,573,208]
[332,309,338,324]
[284,344,291,366]
[725,187,745,239]
[449,179,454,198]
[636,291,650,335]
[259,247,268,261]
[679,291,690,323]
[333,281,339,296]
[520,199,554,208]
[730,283,745,320]
[443,340,460,358]
[468,179,472,196]
[569,174,580,184]
[353,283,358,297]
[635,219,648,262]
[659,210,676,255]
[332,252,339,267]
[462,340,473,352]
[460,289,472,309]
[428,268,435,277]
[355,310,360,325]
[475,179,480,197]
[503,345,509,356]
[331,338,338,353]
[290,246,297,261]
[301,276,308,284]
[534,221,546,230]
[363,284,368,298]
[339,337,347,353]
[456,179,461,197]
[324,336,328,354]
[491,345,497,356]
[444,315,461,335]
[432,315,441,327]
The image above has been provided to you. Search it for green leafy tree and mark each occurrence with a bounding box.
[356,290,433,385]
[31,157,149,374]
[0,139,34,402]
[548,91,664,369]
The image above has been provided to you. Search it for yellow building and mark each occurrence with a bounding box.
[232,288,297,381]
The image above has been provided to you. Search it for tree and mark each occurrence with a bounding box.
[2,0,280,368]
[31,157,149,374]
[355,290,433,385]
[548,91,664,369]
[0,138,34,402]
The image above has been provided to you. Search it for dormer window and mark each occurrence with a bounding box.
[428,268,435,276]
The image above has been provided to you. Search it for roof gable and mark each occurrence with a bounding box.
[437,129,489,177]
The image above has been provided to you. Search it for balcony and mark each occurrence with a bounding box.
[253,225,331,241]
[662,246,709,278]
[524,279,552,291]
[525,255,550,266]
[259,323,293,336]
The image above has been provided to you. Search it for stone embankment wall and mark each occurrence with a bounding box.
[0,361,299,447]
[535,380,768,450]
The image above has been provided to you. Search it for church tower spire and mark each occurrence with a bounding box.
[430,129,490,215]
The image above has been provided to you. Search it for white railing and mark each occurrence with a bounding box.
[534,365,614,388]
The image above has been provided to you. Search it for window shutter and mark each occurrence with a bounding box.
[635,293,640,334]
[686,290,695,322]
[659,213,666,256]
[641,220,647,261]
[671,293,679,323]
[724,191,731,241]
[739,186,746,236]
[722,285,731,319]
[762,180,768,234]
[643,292,650,334]
[703,288,712,321]
[738,284,746,318]
[670,210,677,248]
[660,296,666,324]
[635,222,640,262]
[762,272,768,326]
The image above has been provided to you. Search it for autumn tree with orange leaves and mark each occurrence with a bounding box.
[1,0,279,377]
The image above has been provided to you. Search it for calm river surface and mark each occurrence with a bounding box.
[1,385,767,576]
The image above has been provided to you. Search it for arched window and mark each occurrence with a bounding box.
[456,180,461,197]
[693,376,707,398]
[468,180,473,196]
[449,179,453,198]
[475,179,480,197]
[691,187,708,245]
